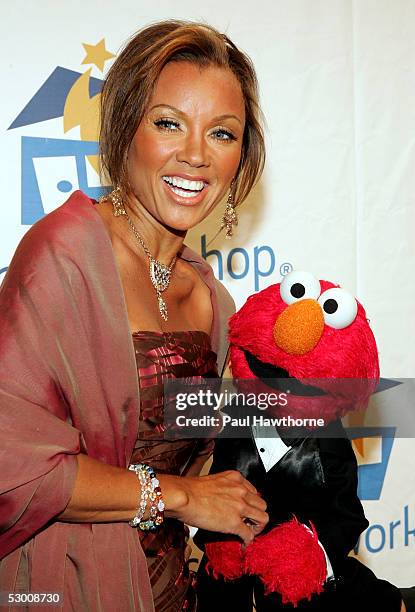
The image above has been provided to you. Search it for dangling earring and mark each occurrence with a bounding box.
[221,182,238,239]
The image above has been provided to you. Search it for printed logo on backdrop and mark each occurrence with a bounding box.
[348,379,412,557]
[8,39,115,226]
[352,426,411,558]
[201,235,293,292]
[352,427,395,501]
[345,377,402,503]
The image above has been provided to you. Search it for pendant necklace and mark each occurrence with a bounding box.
[103,188,177,322]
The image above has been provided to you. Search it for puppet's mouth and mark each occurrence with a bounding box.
[244,351,326,397]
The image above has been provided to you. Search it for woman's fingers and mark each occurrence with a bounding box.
[244,490,267,513]
[241,505,269,530]
[235,521,256,547]
[213,472,269,538]
[161,471,268,541]
[220,474,267,516]
[235,513,269,545]
[221,470,258,495]
[213,472,268,520]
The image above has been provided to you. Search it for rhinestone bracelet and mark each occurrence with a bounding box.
[128,463,165,530]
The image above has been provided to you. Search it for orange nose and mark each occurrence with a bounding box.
[273,299,324,355]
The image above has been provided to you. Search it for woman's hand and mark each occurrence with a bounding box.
[58,455,267,545]
[159,470,268,546]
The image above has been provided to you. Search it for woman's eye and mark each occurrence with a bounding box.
[211,128,236,142]
[154,118,180,131]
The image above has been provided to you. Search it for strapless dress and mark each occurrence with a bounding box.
[131,330,217,612]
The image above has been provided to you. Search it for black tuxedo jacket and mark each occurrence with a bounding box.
[194,419,368,576]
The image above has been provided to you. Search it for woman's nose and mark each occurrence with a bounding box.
[273,299,325,355]
[176,131,209,167]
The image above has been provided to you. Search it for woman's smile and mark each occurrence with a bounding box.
[161,173,209,204]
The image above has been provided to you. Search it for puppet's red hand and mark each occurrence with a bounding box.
[205,540,245,580]
[244,517,327,606]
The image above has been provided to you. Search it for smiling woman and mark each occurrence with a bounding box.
[100,20,264,210]
[0,20,267,612]
[95,23,265,335]
[125,61,245,233]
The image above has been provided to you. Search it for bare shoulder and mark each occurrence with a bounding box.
[93,200,132,267]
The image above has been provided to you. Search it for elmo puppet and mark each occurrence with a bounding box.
[195,271,404,612]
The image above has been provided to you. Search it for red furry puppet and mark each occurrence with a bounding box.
[195,271,404,611]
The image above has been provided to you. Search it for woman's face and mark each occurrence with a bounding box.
[127,61,246,232]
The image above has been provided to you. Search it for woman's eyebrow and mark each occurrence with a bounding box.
[148,103,243,125]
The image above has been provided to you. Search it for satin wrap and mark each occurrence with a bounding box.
[0,190,234,611]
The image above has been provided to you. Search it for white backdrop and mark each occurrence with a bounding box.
[2,0,414,587]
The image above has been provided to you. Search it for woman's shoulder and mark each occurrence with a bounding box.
[4,191,108,287]
[25,190,99,242]
[15,191,104,261]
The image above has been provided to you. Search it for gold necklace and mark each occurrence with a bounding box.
[102,188,177,322]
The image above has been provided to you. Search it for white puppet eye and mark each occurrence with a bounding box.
[280,270,321,305]
[317,287,358,329]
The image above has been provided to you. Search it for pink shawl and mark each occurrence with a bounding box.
[0,191,234,611]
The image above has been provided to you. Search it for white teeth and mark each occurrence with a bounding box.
[162,176,204,191]
[170,186,199,198]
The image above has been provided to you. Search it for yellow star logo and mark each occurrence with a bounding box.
[81,38,115,72]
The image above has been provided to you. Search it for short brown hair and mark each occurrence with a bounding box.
[100,20,265,206]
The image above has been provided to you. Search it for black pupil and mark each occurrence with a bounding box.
[323,299,338,314]
[291,283,305,298]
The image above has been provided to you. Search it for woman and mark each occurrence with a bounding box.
[0,21,268,611]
